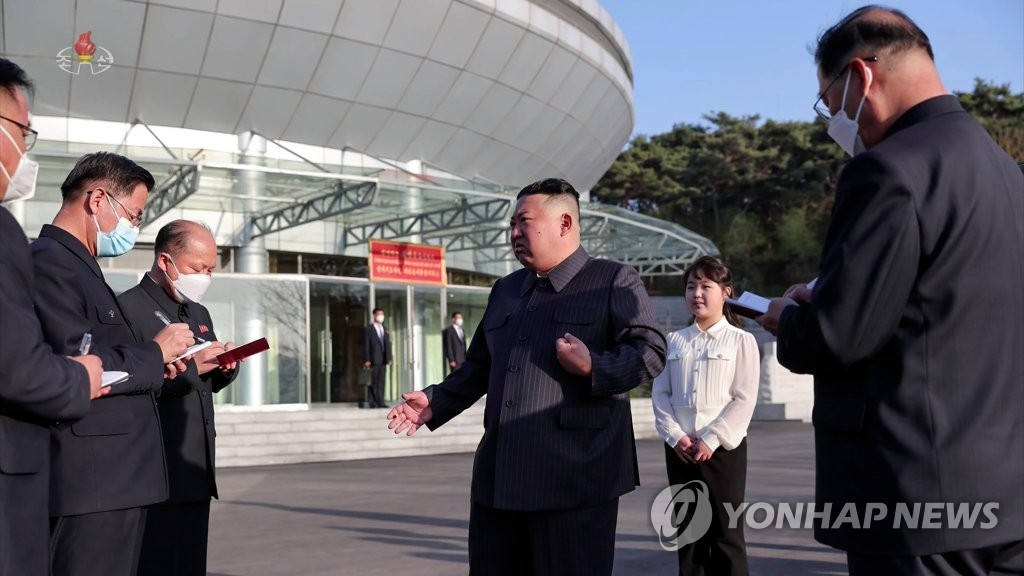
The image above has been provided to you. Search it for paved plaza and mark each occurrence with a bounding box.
[208,421,847,575]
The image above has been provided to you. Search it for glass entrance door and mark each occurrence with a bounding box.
[309,280,370,403]
[412,287,443,391]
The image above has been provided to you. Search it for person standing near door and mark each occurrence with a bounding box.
[442,311,467,373]
[363,308,392,408]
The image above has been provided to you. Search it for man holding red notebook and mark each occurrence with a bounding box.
[119,219,239,576]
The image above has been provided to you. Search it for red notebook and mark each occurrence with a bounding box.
[216,337,269,366]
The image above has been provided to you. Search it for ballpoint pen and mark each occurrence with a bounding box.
[154,310,206,343]
[77,331,92,356]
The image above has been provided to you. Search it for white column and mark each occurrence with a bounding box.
[235,132,268,406]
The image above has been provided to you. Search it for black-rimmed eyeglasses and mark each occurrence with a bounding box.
[0,114,38,151]
[813,56,879,121]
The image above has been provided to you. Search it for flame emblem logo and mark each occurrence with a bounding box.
[57,31,113,75]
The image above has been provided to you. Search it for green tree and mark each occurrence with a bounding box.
[957,79,1024,160]
[594,80,1022,295]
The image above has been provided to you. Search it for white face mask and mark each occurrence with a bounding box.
[454,318,463,327]
[0,124,39,205]
[374,315,384,324]
[827,70,868,157]
[167,256,212,303]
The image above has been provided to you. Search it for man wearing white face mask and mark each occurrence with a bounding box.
[32,152,196,576]
[757,6,1024,575]
[0,79,39,207]
[0,58,107,576]
[363,307,393,408]
[118,219,238,576]
[442,310,467,373]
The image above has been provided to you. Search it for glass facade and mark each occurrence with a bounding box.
[102,270,493,407]
[309,279,370,404]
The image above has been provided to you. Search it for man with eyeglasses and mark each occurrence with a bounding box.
[31,151,196,576]
[757,6,1024,575]
[0,57,107,576]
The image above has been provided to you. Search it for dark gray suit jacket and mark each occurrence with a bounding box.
[425,247,666,511]
[778,95,1024,555]
[442,324,466,371]
[363,323,392,366]
[0,210,91,576]
[31,225,168,517]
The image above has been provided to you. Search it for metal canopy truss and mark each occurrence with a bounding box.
[28,150,718,277]
[343,196,512,247]
[250,180,377,239]
[461,204,717,277]
[423,227,510,253]
[142,164,201,225]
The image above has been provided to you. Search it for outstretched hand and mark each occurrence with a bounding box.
[386,391,433,436]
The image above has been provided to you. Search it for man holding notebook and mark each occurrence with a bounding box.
[758,6,1023,573]
[119,219,239,576]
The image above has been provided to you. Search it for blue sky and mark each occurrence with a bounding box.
[600,0,1024,138]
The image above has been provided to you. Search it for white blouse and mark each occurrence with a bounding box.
[651,316,760,452]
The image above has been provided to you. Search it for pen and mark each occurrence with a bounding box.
[77,331,92,356]
[154,310,206,343]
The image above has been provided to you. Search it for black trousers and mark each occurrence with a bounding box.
[138,500,211,576]
[664,438,749,576]
[847,538,1024,576]
[468,499,619,576]
[50,507,146,576]
[366,364,386,407]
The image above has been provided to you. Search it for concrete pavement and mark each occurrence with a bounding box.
[208,421,847,575]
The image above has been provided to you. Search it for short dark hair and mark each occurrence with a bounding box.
[451,311,462,318]
[372,308,384,315]
[815,5,934,78]
[155,220,212,257]
[0,58,33,100]
[516,178,581,212]
[682,256,742,328]
[60,151,156,200]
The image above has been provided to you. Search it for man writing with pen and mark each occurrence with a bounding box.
[1,58,108,576]
[119,219,239,576]
[32,151,196,576]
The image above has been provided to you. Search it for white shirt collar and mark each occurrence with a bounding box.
[688,316,730,339]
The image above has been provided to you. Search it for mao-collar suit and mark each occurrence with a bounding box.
[777,96,1024,556]
[119,273,237,575]
[31,224,167,575]
[423,246,665,573]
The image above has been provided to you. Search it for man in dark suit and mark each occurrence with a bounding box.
[119,220,239,575]
[31,152,195,576]
[362,308,392,408]
[442,310,467,373]
[387,178,666,575]
[758,7,1024,574]
[0,58,105,576]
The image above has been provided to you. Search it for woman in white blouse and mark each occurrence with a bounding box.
[652,256,760,576]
